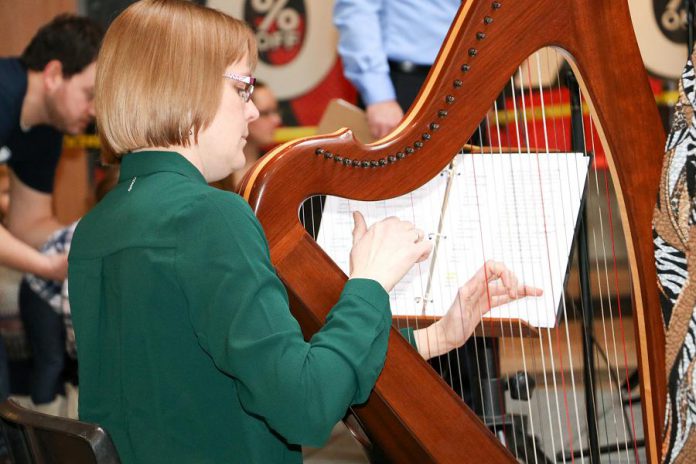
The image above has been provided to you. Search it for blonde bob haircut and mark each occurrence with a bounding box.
[96,0,257,164]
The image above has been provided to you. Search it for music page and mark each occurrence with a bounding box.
[316,152,589,328]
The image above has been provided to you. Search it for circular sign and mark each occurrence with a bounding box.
[654,0,689,44]
[209,0,337,100]
[630,0,689,80]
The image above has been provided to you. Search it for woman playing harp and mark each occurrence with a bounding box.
[67,1,540,463]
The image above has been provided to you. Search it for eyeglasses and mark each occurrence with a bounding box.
[222,72,256,103]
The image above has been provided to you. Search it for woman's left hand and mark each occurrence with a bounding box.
[413,260,542,360]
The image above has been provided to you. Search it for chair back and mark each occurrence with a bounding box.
[0,399,120,464]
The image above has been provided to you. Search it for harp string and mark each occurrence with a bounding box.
[482,105,529,457]
[435,164,468,400]
[468,135,496,439]
[588,107,640,461]
[525,54,573,462]
[489,96,533,462]
[551,52,612,462]
[524,55,576,461]
[533,52,586,461]
[296,50,646,461]
[554,58,608,461]
[546,49,585,462]
[588,130,632,461]
[569,63,618,461]
[548,52,595,462]
[508,69,554,460]
[507,64,551,460]
[586,102,623,461]
[498,72,544,463]
[515,62,568,460]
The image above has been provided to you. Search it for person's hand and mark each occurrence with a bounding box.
[349,211,431,292]
[38,253,68,281]
[366,100,404,140]
[414,261,542,359]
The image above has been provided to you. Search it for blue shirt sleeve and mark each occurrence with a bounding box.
[334,0,396,105]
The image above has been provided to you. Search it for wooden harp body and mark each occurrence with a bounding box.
[241,0,666,461]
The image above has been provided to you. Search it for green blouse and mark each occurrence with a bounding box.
[68,151,392,464]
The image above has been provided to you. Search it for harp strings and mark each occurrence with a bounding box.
[577,66,620,461]
[517,56,567,461]
[585,105,629,461]
[490,89,536,462]
[298,49,643,462]
[532,51,584,461]
[588,106,640,461]
[550,50,599,463]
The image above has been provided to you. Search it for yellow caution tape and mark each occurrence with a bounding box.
[61,91,680,149]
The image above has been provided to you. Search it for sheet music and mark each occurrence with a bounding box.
[316,152,590,328]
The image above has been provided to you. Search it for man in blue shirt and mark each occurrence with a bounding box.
[334,0,494,411]
[0,13,102,401]
[334,0,460,139]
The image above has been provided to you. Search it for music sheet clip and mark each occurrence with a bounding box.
[427,232,447,240]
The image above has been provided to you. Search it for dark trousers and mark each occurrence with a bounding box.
[0,342,9,401]
[388,61,486,145]
[18,280,65,404]
[390,67,429,113]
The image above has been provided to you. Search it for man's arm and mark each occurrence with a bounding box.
[0,222,67,280]
[334,0,403,139]
[6,169,64,248]
[1,168,67,280]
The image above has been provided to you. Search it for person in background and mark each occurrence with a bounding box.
[217,81,282,191]
[68,1,540,463]
[0,13,103,402]
[334,0,459,139]
[0,166,9,219]
[19,222,77,417]
[334,0,494,410]
[0,13,102,280]
[18,168,118,417]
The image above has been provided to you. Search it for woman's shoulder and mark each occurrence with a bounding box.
[181,185,263,235]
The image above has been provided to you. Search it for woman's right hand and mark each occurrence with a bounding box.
[349,211,432,292]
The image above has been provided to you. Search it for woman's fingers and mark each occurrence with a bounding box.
[349,216,435,292]
[477,261,545,300]
[520,284,543,297]
[484,281,544,308]
[351,211,368,245]
[415,239,433,263]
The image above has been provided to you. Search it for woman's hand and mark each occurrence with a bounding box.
[413,260,542,360]
[349,211,432,292]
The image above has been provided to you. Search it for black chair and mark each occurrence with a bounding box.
[0,399,120,464]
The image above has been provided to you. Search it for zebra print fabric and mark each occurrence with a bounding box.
[654,55,696,464]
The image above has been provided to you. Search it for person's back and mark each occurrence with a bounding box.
[72,147,405,463]
[71,151,320,463]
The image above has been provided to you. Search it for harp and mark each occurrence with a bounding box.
[241,0,666,462]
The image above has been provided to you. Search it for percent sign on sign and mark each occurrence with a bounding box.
[252,0,303,54]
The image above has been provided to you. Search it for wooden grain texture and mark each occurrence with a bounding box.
[242,1,666,461]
